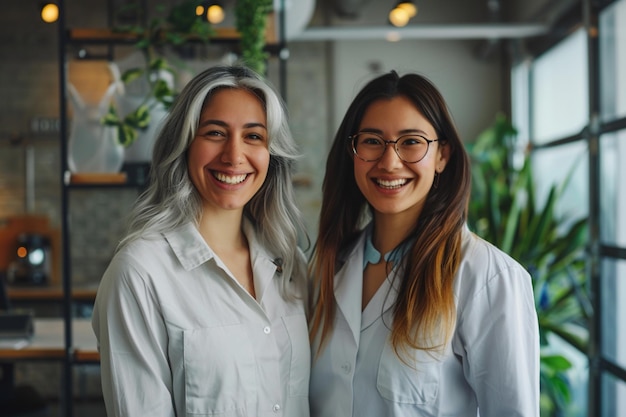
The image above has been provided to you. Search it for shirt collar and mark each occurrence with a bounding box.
[164,222,214,271]
[363,223,413,269]
[163,218,279,274]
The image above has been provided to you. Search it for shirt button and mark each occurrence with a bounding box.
[340,362,351,374]
[272,403,281,412]
[263,326,271,334]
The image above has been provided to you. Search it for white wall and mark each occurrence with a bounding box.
[330,39,503,143]
[281,36,503,242]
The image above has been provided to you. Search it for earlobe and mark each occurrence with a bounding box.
[437,143,451,173]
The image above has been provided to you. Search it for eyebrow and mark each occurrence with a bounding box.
[198,119,267,130]
[359,127,430,136]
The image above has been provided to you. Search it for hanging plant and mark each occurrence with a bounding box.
[235,0,273,74]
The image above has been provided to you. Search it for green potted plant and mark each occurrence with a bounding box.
[102,0,275,153]
[101,0,215,148]
[234,0,273,75]
[467,114,590,416]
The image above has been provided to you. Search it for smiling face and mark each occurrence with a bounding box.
[187,87,270,215]
[353,95,450,224]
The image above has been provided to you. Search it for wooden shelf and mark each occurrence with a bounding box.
[68,172,127,185]
[7,286,97,302]
[69,27,242,43]
[0,319,98,362]
[67,13,277,45]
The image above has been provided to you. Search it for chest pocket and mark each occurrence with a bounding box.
[376,340,441,405]
[183,324,257,416]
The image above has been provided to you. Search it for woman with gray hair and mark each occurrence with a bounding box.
[92,65,310,417]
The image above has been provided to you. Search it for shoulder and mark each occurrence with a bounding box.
[100,235,172,292]
[456,227,532,298]
[112,236,170,272]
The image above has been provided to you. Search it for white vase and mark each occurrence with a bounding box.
[67,81,124,173]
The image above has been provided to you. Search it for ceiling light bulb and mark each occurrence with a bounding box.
[397,1,417,18]
[207,5,225,24]
[389,8,409,27]
[41,3,59,23]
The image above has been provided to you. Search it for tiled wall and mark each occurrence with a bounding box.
[68,188,140,286]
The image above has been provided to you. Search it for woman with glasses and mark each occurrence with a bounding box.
[309,70,539,416]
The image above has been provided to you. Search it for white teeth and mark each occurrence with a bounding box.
[376,178,407,188]
[214,172,247,184]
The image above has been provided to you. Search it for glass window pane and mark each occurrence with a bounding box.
[600,130,626,246]
[531,29,589,144]
[530,141,589,225]
[601,258,626,371]
[543,335,589,416]
[600,0,626,121]
[512,60,530,148]
[602,368,626,417]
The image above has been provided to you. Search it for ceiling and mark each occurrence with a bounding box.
[275,0,578,42]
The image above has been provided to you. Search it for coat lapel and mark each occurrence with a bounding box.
[334,233,366,345]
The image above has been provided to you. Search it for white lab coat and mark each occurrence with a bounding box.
[310,225,539,417]
[93,220,310,417]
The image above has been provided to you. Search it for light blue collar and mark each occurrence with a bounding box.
[363,226,410,270]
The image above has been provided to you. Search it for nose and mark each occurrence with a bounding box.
[220,137,245,166]
[377,142,403,170]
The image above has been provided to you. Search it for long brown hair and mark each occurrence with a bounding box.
[309,71,471,358]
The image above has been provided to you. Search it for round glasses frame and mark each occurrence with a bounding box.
[349,132,439,164]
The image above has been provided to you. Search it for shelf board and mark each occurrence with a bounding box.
[68,27,240,43]
[67,14,277,45]
[7,286,98,302]
[68,172,127,185]
[0,319,98,361]
[74,349,100,362]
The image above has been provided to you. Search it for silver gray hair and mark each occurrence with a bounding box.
[118,65,308,296]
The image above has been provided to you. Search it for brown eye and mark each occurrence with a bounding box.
[198,130,225,141]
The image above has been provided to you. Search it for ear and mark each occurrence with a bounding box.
[435,141,451,173]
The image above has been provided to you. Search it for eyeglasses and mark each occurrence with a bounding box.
[350,132,439,163]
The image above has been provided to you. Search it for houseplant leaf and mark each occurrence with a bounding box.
[468,115,589,416]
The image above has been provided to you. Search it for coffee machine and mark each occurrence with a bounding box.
[6,233,51,286]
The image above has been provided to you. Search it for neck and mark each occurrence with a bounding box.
[197,209,247,251]
[372,212,418,254]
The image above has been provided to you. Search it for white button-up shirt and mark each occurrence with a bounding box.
[310,226,539,417]
[92,221,310,417]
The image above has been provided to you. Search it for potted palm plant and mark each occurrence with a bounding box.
[467,114,591,416]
